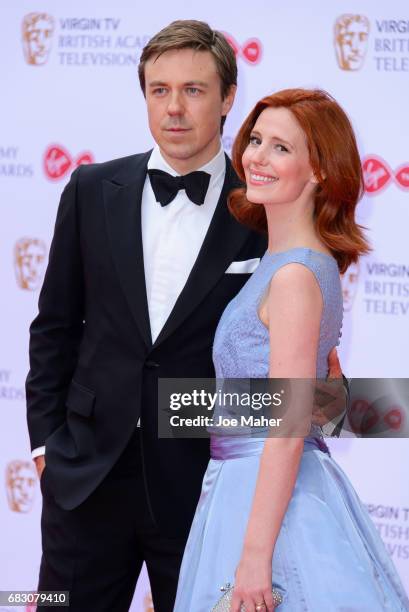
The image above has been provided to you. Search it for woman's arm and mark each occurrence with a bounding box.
[231,263,323,612]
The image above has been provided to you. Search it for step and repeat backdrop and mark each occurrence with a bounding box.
[1,0,408,609]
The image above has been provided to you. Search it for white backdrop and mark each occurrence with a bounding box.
[1,1,408,610]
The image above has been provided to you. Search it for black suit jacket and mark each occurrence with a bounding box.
[26,151,267,537]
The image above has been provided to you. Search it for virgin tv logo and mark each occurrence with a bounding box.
[223,33,262,65]
[362,155,409,195]
[43,144,94,180]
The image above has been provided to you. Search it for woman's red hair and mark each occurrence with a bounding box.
[228,88,370,273]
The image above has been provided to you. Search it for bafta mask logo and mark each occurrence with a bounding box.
[44,144,94,181]
[143,592,154,611]
[5,460,37,513]
[14,237,47,291]
[22,13,55,66]
[334,14,370,71]
[341,262,360,312]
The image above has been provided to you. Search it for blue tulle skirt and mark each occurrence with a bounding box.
[174,436,409,611]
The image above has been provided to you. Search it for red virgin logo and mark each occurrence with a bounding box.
[223,33,263,65]
[349,398,403,435]
[362,155,409,195]
[43,144,94,180]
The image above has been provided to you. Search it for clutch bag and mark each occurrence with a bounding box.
[212,583,283,611]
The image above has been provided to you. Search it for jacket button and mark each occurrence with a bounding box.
[145,360,160,369]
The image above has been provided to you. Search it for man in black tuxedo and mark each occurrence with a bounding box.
[27,20,345,611]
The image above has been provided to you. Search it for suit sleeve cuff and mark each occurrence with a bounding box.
[31,446,46,459]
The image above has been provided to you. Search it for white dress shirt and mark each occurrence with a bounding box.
[31,144,226,459]
[142,145,225,342]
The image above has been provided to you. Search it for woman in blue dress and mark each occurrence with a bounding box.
[174,89,409,611]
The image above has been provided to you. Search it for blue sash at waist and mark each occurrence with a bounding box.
[210,435,330,460]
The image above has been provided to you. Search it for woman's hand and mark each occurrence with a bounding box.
[230,551,276,612]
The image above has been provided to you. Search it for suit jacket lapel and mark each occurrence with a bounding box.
[153,155,249,348]
[103,152,152,349]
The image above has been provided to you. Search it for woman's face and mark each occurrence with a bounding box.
[242,106,317,208]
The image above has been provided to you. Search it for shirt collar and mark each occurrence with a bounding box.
[147,143,226,189]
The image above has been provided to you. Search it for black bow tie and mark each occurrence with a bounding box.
[147,169,211,206]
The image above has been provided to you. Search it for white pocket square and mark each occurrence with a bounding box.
[225,258,260,274]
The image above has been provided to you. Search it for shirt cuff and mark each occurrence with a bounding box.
[321,410,346,437]
[31,446,46,459]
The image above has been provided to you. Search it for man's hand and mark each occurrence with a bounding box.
[34,455,46,480]
[311,348,346,429]
[327,347,342,379]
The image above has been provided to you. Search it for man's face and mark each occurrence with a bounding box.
[144,49,235,173]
